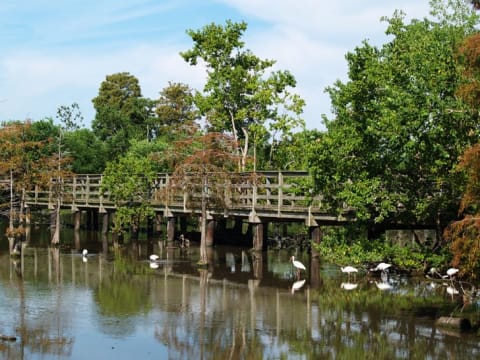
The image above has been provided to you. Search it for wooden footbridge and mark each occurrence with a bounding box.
[22,171,354,249]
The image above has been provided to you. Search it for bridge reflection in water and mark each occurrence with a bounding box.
[1,230,478,359]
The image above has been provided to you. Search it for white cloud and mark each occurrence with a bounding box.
[0,44,205,123]
[215,0,432,128]
[0,0,435,130]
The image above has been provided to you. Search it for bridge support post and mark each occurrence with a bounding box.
[309,226,322,258]
[167,217,175,243]
[206,219,215,246]
[50,209,57,241]
[25,207,31,226]
[101,212,109,234]
[154,213,162,234]
[73,211,81,232]
[252,222,265,252]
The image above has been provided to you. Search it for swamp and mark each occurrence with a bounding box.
[0,220,480,360]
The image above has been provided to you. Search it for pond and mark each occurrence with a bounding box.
[0,225,479,359]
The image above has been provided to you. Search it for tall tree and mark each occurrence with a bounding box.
[0,121,50,250]
[161,131,245,265]
[152,82,199,141]
[181,20,305,171]
[307,1,479,242]
[92,72,153,159]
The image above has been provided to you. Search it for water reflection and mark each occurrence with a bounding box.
[0,229,479,358]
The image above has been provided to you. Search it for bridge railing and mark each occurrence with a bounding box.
[23,171,328,216]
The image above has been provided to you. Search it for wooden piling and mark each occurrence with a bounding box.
[167,217,175,243]
[252,222,264,252]
[206,219,215,247]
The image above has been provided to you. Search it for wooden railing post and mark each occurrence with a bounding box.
[278,172,283,215]
[86,175,90,205]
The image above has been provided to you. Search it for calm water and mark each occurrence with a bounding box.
[0,226,480,359]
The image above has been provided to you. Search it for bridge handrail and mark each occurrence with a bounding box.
[22,171,330,217]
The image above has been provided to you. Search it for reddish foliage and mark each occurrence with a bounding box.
[444,215,480,280]
[457,34,480,107]
[443,143,480,279]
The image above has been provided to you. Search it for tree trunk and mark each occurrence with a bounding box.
[199,174,208,265]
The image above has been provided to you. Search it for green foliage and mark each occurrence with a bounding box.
[315,226,449,271]
[101,154,156,234]
[267,129,323,170]
[63,129,107,173]
[153,82,199,141]
[28,118,59,158]
[181,20,305,170]
[92,72,154,160]
[307,1,480,234]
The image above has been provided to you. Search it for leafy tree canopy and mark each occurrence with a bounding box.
[181,20,305,170]
[64,129,108,173]
[152,82,200,141]
[92,72,154,160]
[307,0,480,239]
[101,153,156,235]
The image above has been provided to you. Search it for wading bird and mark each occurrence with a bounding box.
[341,266,358,275]
[82,249,88,262]
[290,256,306,279]
[371,262,392,273]
[149,254,160,269]
[341,266,358,281]
[444,267,459,279]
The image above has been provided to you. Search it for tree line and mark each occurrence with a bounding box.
[2,0,480,275]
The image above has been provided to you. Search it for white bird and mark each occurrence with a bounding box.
[82,249,88,257]
[341,282,358,291]
[371,262,392,272]
[444,267,459,278]
[341,266,358,274]
[290,256,306,279]
[149,254,160,262]
[427,267,442,278]
[291,279,306,294]
[341,266,358,281]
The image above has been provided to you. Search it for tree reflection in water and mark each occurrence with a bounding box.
[0,232,479,359]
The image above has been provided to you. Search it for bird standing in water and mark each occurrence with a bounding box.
[290,256,306,279]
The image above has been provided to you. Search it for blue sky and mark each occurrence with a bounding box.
[0,0,432,130]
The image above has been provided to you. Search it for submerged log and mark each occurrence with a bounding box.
[435,316,471,331]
